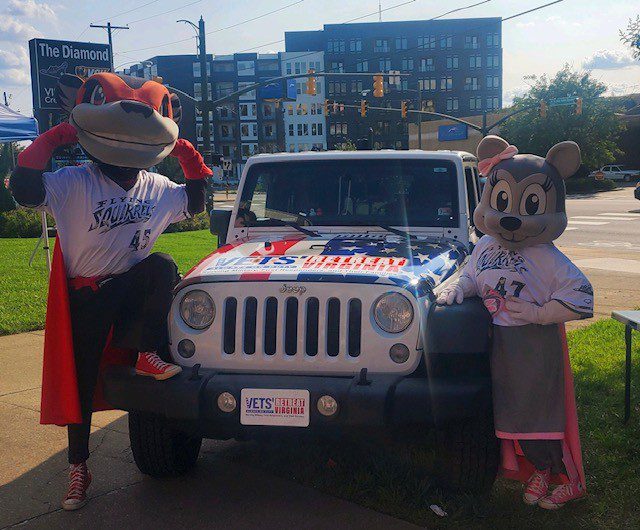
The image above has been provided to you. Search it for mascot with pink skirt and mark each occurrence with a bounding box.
[438,135,593,509]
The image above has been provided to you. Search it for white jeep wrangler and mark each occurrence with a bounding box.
[104,150,498,493]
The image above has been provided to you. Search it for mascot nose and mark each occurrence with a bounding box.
[499,216,522,232]
[120,101,154,119]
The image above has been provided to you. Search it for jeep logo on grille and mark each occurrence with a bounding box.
[280,284,307,295]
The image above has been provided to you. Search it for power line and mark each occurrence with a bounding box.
[431,0,493,20]
[92,0,163,24]
[127,0,203,25]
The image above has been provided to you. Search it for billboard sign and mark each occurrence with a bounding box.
[438,123,468,142]
[29,39,111,112]
[259,78,283,100]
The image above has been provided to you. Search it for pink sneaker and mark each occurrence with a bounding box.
[538,481,585,510]
[135,352,182,380]
[523,469,550,505]
[62,462,92,511]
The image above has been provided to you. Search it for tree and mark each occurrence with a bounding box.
[620,15,640,59]
[155,155,184,183]
[0,144,17,212]
[499,66,625,170]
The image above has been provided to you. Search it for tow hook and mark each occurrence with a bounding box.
[357,367,371,386]
[188,363,202,381]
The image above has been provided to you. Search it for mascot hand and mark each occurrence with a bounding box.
[17,122,78,170]
[436,283,465,305]
[506,296,580,325]
[170,139,213,180]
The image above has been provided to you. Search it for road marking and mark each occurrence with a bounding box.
[565,227,578,231]
[572,216,637,221]
[574,258,640,275]
[601,212,640,217]
[567,220,608,226]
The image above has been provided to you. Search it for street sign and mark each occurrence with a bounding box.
[549,96,577,107]
[222,159,233,171]
[438,124,468,142]
[286,79,297,100]
[594,171,605,181]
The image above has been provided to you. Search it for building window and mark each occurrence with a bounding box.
[311,123,317,135]
[288,124,294,136]
[193,82,212,101]
[263,103,275,118]
[418,78,437,91]
[327,39,345,52]
[486,96,500,110]
[400,79,408,91]
[418,35,436,49]
[469,96,482,110]
[350,80,363,93]
[240,123,258,138]
[212,61,233,72]
[331,61,344,73]
[328,81,347,95]
[470,55,482,68]
[330,122,348,135]
[395,36,408,50]
[257,59,279,72]
[318,123,323,136]
[215,81,234,99]
[465,77,479,91]
[239,103,257,118]
[487,54,500,68]
[241,144,258,158]
[285,62,292,75]
[446,98,459,111]
[296,103,307,116]
[486,33,500,47]
[237,60,255,76]
[464,35,478,49]
[379,57,391,72]
[237,82,256,100]
[193,62,201,78]
[349,38,362,52]
[446,56,459,69]
[287,104,294,116]
[218,105,233,118]
[356,59,369,72]
[440,35,453,49]
[419,57,434,72]
[486,76,500,89]
[440,76,453,91]
[374,39,390,52]
[401,57,413,71]
[263,124,274,137]
[220,125,234,139]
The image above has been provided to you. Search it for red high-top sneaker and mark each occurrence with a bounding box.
[135,352,182,380]
[523,469,550,505]
[62,462,92,511]
[538,481,585,510]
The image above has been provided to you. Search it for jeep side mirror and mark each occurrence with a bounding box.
[210,209,232,246]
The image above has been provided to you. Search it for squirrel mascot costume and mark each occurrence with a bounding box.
[10,72,212,510]
[438,135,593,510]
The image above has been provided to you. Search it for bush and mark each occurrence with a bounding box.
[163,211,210,233]
[565,176,616,194]
[0,185,16,213]
[0,209,54,238]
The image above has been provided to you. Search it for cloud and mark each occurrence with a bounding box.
[0,17,41,42]
[583,50,639,70]
[503,85,529,106]
[0,67,31,86]
[0,48,26,68]
[6,0,55,19]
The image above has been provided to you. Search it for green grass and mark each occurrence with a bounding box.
[0,229,217,336]
[220,320,640,529]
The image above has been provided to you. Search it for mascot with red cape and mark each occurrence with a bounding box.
[437,135,593,510]
[10,72,212,510]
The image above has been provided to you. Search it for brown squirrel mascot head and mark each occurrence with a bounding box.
[57,72,182,170]
[474,135,581,251]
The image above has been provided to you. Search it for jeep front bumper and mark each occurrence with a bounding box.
[102,365,491,438]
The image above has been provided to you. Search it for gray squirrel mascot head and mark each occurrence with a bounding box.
[474,135,581,251]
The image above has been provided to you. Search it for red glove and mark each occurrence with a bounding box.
[170,139,213,180]
[17,122,78,170]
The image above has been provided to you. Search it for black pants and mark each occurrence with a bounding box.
[519,439,565,474]
[67,253,179,464]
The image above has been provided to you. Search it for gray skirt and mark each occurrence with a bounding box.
[491,324,565,437]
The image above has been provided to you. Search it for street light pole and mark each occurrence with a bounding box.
[418,90,423,150]
[90,22,129,71]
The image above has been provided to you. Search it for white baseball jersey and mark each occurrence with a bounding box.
[460,235,593,326]
[39,163,189,278]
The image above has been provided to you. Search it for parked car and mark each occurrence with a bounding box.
[104,150,499,493]
[589,164,640,182]
[634,181,640,201]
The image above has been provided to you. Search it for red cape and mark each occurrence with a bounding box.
[40,239,135,426]
[498,324,586,489]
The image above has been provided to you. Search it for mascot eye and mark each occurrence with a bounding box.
[160,95,169,117]
[489,180,512,213]
[519,183,547,216]
[90,85,106,105]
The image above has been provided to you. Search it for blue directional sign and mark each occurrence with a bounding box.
[259,78,283,100]
[438,123,468,142]
[286,78,297,100]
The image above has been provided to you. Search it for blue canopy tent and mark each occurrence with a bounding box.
[0,104,38,142]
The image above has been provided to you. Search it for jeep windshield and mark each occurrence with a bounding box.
[239,158,459,228]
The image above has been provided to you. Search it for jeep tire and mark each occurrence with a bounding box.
[434,408,499,494]
[129,412,202,477]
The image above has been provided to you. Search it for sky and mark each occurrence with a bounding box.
[1,0,639,115]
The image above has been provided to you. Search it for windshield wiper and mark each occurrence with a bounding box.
[377,224,417,240]
[261,217,320,238]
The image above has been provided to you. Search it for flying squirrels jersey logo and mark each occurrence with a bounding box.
[89,196,156,233]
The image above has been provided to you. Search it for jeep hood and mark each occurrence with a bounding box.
[184,234,467,297]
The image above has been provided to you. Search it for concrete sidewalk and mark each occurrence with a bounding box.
[0,332,419,530]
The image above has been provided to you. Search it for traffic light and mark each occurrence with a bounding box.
[401,100,408,119]
[373,74,384,98]
[360,100,369,117]
[539,100,548,118]
[306,69,316,96]
[332,101,339,114]
[575,97,583,115]
[324,99,330,116]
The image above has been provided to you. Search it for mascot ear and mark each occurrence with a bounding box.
[56,74,84,115]
[477,134,509,161]
[170,93,182,124]
[546,141,581,179]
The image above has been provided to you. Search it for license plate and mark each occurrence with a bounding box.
[240,388,310,427]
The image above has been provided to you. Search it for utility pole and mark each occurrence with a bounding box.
[3,92,8,106]
[198,16,211,164]
[418,91,423,150]
[90,22,129,71]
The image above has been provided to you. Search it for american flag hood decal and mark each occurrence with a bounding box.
[183,234,467,297]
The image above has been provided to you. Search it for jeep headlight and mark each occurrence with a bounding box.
[373,292,413,333]
[180,290,215,330]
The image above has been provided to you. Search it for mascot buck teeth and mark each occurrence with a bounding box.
[10,72,212,511]
[437,135,593,510]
